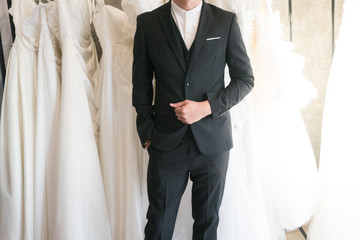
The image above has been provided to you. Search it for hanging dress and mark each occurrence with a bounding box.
[21,2,61,239]
[0,0,37,239]
[93,1,148,239]
[307,0,360,239]
[250,0,318,238]
[48,0,111,239]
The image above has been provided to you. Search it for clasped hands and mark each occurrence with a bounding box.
[144,100,211,149]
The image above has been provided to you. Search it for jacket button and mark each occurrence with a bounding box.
[186,81,192,87]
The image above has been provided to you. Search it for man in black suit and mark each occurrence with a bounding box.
[132,0,254,239]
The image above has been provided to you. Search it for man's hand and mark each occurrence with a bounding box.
[144,139,151,149]
[170,100,212,125]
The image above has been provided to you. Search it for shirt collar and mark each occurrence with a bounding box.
[171,0,203,16]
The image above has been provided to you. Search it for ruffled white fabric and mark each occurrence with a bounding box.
[218,68,273,240]
[250,1,318,239]
[307,1,360,239]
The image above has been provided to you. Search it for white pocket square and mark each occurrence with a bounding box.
[206,37,221,41]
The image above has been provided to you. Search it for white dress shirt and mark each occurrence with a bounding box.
[171,1,203,50]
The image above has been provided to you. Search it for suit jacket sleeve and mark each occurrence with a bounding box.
[206,14,254,118]
[132,15,154,147]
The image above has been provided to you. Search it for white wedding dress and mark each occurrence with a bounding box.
[250,0,318,239]
[218,67,273,240]
[0,0,37,238]
[207,0,318,239]
[93,1,149,239]
[48,0,111,239]
[307,1,360,239]
[22,2,61,239]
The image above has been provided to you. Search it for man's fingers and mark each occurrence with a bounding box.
[175,112,184,119]
[174,113,193,124]
[144,139,151,149]
[175,114,191,124]
[170,100,188,108]
[177,117,188,124]
[174,106,185,114]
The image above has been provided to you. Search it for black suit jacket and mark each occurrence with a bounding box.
[132,1,254,155]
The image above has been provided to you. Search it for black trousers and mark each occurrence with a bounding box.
[145,130,229,240]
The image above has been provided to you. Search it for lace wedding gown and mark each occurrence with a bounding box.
[93,1,149,239]
[21,2,61,239]
[0,0,37,238]
[48,0,111,239]
[307,1,360,239]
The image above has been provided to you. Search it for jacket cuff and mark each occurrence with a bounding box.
[139,127,153,148]
[206,92,223,118]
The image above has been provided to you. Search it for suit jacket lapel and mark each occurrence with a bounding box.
[158,2,186,73]
[188,3,212,74]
